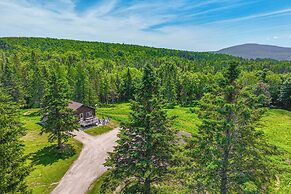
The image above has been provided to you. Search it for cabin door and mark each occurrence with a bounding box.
[80,113,84,121]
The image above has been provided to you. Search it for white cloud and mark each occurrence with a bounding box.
[1,0,291,51]
[210,8,291,24]
[0,0,215,51]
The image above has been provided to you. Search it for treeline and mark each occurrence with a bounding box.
[0,37,291,110]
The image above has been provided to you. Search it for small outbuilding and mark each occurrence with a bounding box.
[68,101,98,127]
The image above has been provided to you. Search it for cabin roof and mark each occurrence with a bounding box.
[68,101,83,110]
[67,101,95,111]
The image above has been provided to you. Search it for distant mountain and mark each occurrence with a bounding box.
[217,43,291,61]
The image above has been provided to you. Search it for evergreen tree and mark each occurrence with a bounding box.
[74,63,90,105]
[0,56,25,103]
[266,72,282,106]
[158,62,177,105]
[99,74,110,104]
[108,74,118,103]
[189,62,277,193]
[105,64,176,193]
[122,68,134,101]
[0,87,30,193]
[278,77,291,110]
[41,68,79,149]
[178,72,201,105]
[254,80,271,107]
[28,52,46,107]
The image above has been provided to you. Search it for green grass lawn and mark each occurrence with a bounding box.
[97,103,201,133]
[87,171,110,194]
[84,125,115,136]
[20,109,82,194]
[96,103,131,124]
[95,103,291,193]
[258,109,291,193]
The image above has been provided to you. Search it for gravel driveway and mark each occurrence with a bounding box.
[51,128,119,194]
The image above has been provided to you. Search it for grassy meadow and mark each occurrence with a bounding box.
[96,103,201,133]
[258,109,291,193]
[94,103,291,193]
[20,109,82,194]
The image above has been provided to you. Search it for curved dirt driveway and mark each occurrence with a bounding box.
[51,128,119,194]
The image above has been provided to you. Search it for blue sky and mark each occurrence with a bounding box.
[1,0,291,51]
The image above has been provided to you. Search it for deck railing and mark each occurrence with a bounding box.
[79,117,110,127]
[79,117,99,127]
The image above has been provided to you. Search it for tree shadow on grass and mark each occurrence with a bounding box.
[31,144,76,166]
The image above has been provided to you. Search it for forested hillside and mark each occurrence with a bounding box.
[1,37,291,109]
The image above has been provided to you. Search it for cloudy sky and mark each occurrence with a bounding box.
[1,0,291,51]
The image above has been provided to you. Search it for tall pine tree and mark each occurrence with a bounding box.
[189,62,277,193]
[1,56,25,103]
[74,63,91,105]
[122,68,134,101]
[41,67,79,149]
[105,64,176,193]
[158,62,178,105]
[0,87,30,193]
[28,51,46,107]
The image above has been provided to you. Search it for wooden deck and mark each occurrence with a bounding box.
[79,117,99,127]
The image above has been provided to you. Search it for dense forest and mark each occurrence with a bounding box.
[1,37,291,193]
[1,37,291,109]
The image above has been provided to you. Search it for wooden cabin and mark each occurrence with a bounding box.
[68,101,98,127]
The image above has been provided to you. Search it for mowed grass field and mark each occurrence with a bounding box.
[258,109,291,193]
[20,109,82,194]
[96,103,201,133]
[95,103,291,193]
[84,124,117,136]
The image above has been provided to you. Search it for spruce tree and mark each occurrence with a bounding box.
[41,68,79,149]
[1,56,24,103]
[122,68,134,101]
[28,52,46,107]
[105,64,176,193]
[0,87,30,193]
[74,63,90,105]
[190,62,277,193]
[158,62,177,105]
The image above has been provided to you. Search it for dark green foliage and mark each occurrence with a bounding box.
[254,81,271,107]
[0,37,291,107]
[41,67,79,149]
[27,51,46,107]
[121,68,134,101]
[105,64,177,193]
[279,77,291,110]
[0,87,30,193]
[74,63,91,105]
[178,72,201,104]
[189,63,277,193]
[266,72,282,105]
[0,53,25,103]
[158,62,178,105]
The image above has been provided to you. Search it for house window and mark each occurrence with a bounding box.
[86,111,92,118]
[80,113,84,119]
